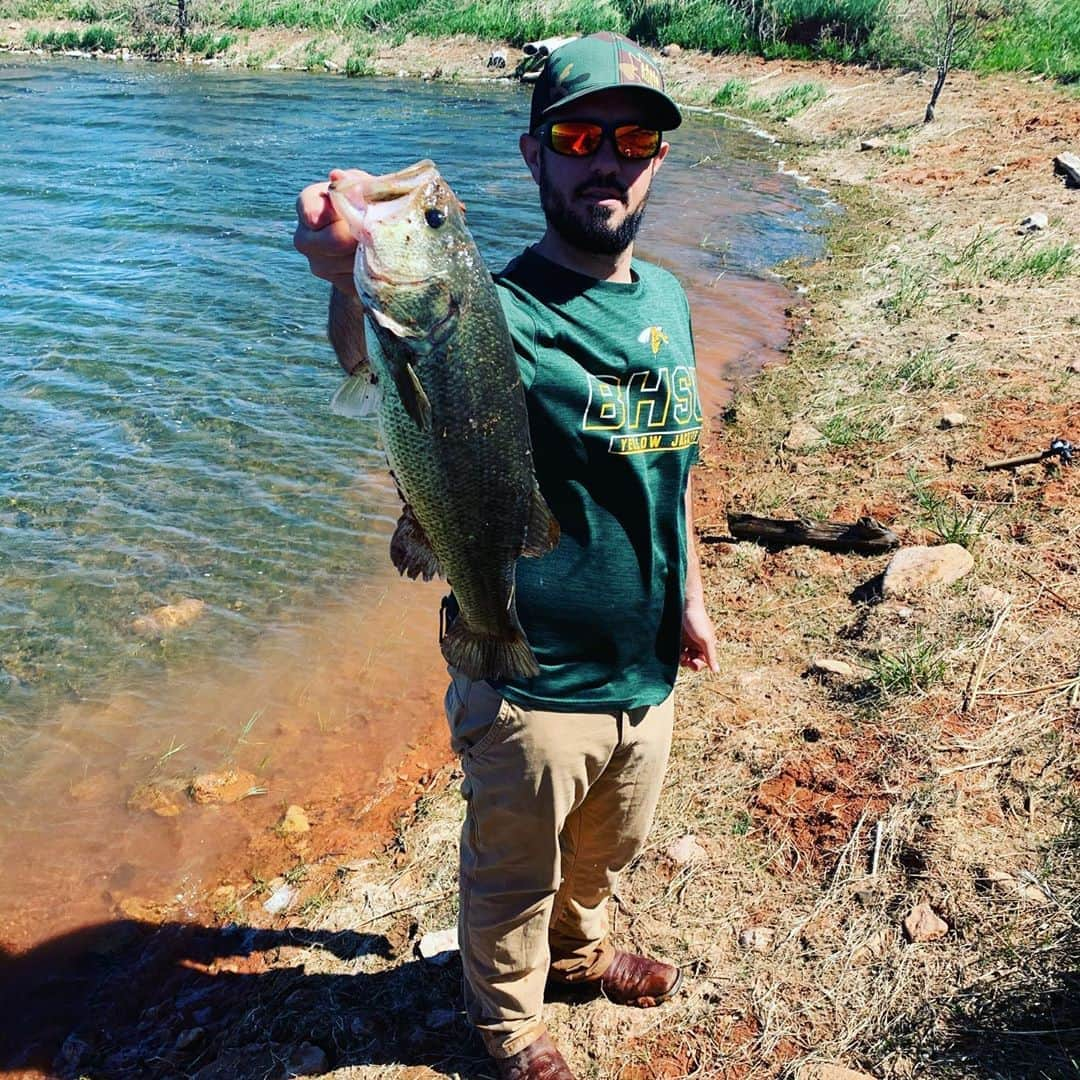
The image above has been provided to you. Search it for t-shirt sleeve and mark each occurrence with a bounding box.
[496,287,540,391]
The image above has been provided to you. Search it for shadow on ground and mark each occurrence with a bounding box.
[1,918,492,1079]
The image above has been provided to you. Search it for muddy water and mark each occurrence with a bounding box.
[0,58,831,951]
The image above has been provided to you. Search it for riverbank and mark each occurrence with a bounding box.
[8,44,1080,1080]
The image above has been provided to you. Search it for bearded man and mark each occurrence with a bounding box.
[294,32,718,1079]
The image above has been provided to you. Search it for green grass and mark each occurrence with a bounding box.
[893,347,966,392]
[820,410,888,446]
[185,29,235,55]
[908,469,997,549]
[989,242,1077,282]
[345,48,374,75]
[872,632,948,696]
[712,77,749,107]
[881,264,930,323]
[24,22,116,48]
[4,0,1079,83]
[945,230,1077,284]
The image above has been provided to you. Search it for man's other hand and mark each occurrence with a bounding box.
[293,168,365,296]
[680,597,719,673]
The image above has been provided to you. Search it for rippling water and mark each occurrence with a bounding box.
[0,58,830,947]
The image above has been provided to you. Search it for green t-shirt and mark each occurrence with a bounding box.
[492,248,703,711]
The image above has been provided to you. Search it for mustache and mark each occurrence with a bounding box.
[574,174,628,201]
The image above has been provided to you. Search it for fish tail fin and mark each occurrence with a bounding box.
[441,618,539,681]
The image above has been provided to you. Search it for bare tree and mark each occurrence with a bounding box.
[923,0,993,122]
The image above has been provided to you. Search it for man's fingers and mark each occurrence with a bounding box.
[294,213,357,258]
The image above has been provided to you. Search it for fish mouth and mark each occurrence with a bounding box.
[328,160,445,289]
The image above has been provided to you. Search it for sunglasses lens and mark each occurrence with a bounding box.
[548,122,602,157]
[614,126,661,159]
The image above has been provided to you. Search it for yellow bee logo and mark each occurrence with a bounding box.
[637,325,669,355]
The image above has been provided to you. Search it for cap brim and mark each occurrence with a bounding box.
[538,84,682,131]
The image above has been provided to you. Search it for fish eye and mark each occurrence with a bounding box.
[424,207,446,229]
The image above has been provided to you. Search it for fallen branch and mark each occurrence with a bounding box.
[717,513,899,555]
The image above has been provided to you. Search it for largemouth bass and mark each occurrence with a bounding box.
[327,160,559,681]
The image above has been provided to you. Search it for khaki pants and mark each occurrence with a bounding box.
[444,672,675,1059]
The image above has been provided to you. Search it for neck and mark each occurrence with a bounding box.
[533,228,635,283]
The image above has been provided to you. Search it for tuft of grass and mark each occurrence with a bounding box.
[755,80,827,119]
[25,25,117,49]
[345,48,374,75]
[185,30,236,56]
[893,347,965,392]
[820,410,888,447]
[712,77,749,107]
[989,241,1077,281]
[908,470,997,549]
[881,264,930,322]
[872,632,948,696]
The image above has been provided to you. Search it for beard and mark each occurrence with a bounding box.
[538,151,649,256]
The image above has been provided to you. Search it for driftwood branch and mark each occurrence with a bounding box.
[1054,152,1080,189]
[713,513,900,555]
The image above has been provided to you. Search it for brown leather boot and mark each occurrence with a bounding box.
[598,950,683,1007]
[493,1031,577,1080]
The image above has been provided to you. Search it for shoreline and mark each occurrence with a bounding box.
[5,41,1079,1080]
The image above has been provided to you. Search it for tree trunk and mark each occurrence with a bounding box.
[924,21,956,123]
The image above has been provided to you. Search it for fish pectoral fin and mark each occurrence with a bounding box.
[330,373,382,419]
[390,503,442,581]
[392,361,433,431]
[521,485,561,557]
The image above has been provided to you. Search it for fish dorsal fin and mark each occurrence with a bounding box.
[331,373,382,419]
[521,485,560,557]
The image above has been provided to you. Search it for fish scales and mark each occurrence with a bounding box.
[328,160,559,681]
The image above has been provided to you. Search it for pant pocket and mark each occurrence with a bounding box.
[445,671,508,757]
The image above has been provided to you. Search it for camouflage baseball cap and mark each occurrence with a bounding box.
[529,32,682,133]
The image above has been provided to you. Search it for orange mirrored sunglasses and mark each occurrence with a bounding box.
[539,120,662,161]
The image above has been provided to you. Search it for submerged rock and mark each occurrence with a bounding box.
[189,769,260,805]
[127,778,186,817]
[131,597,206,638]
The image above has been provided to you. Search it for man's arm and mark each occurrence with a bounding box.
[327,287,369,376]
[681,476,719,673]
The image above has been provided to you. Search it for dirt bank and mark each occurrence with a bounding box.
[5,38,1078,1080]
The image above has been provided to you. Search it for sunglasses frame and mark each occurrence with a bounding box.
[536,118,664,161]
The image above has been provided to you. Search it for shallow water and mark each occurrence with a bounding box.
[0,58,831,949]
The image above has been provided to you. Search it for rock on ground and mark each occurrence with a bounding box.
[903,900,949,942]
[278,804,311,834]
[666,834,705,865]
[785,419,824,450]
[807,656,864,681]
[796,1066,877,1080]
[938,411,967,428]
[882,544,974,598]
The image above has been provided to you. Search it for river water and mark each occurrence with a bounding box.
[0,58,830,951]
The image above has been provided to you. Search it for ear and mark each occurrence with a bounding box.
[520,133,542,185]
[651,139,670,175]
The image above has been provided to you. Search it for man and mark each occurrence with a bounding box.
[294,32,719,1080]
